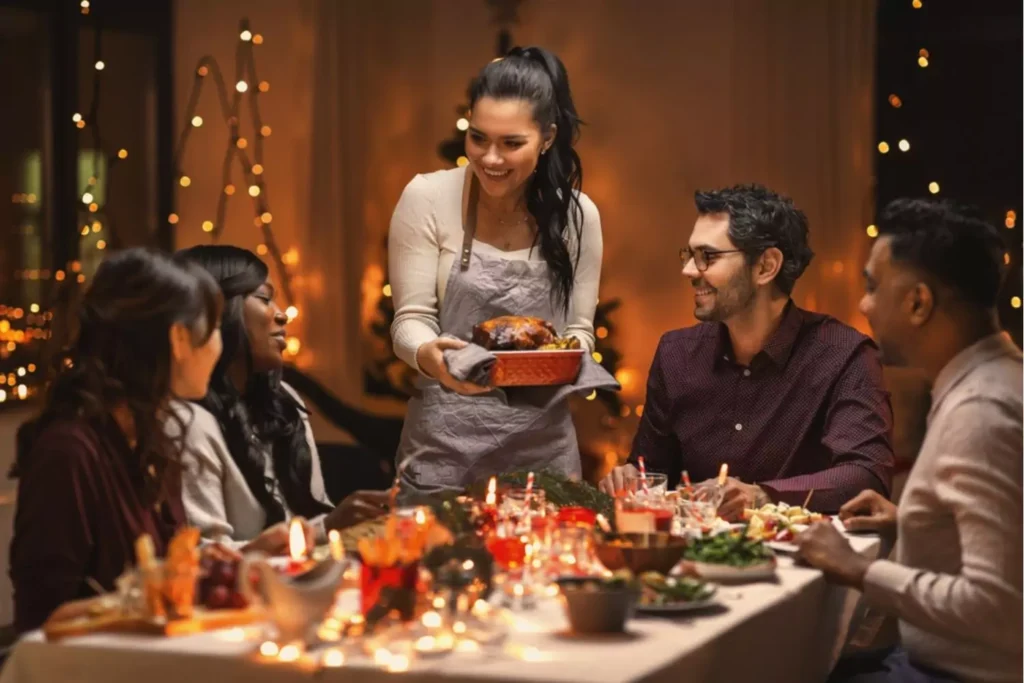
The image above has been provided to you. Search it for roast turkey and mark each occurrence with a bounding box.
[472,316,579,351]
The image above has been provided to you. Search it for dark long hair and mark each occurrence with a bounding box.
[174,245,329,526]
[469,45,585,313]
[12,248,223,506]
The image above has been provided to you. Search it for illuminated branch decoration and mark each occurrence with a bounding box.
[171,19,294,306]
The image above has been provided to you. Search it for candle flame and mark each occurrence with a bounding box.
[717,463,729,486]
[288,519,306,561]
[328,529,343,561]
[486,476,496,506]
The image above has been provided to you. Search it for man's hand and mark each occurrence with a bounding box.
[716,478,769,522]
[598,464,639,496]
[838,490,898,535]
[794,522,872,588]
[325,490,391,531]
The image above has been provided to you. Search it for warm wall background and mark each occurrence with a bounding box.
[172,0,878,442]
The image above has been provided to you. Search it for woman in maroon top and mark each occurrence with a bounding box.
[9,248,224,633]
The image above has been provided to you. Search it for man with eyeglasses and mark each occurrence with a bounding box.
[600,184,895,520]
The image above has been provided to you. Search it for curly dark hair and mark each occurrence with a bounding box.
[174,245,330,526]
[12,248,223,506]
[694,184,815,295]
[878,198,1007,308]
[469,45,585,314]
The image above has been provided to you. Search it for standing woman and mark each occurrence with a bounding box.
[9,249,224,632]
[389,46,602,495]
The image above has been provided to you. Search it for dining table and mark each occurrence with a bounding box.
[0,526,882,683]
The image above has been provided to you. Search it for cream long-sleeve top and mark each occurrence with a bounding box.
[388,165,603,372]
[168,383,333,547]
[862,332,1023,683]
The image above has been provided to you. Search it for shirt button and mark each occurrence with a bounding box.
[735,423,743,431]
[743,369,751,377]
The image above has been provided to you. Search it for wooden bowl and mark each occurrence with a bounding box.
[595,533,689,575]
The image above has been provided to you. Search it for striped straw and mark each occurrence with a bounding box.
[638,456,649,494]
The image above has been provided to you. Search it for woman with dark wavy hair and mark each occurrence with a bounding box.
[171,245,387,554]
[9,248,223,632]
[388,46,603,493]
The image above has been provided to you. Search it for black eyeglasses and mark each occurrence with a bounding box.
[679,246,749,272]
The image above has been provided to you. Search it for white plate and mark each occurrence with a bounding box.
[635,596,721,614]
[690,560,777,583]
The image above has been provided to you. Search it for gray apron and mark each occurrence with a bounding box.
[396,175,581,498]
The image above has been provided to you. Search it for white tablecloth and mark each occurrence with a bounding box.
[0,533,879,683]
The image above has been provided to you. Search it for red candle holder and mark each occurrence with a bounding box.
[485,536,526,570]
[556,506,597,528]
[360,562,419,618]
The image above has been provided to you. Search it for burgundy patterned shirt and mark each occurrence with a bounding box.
[628,302,894,512]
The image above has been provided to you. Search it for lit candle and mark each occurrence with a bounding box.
[286,519,308,574]
[717,463,729,486]
[485,476,497,507]
[595,513,612,533]
[328,529,344,562]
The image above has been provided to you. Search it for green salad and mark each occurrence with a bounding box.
[682,530,775,567]
[638,572,714,605]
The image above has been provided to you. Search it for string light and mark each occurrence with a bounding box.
[167,213,179,224]
[1012,297,1022,309]
[96,240,106,250]
[88,202,98,213]
[197,65,209,77]
[117,148,128,159]
[877,141,890,154]
[258,81,270,93]
[282,248,299,266]
[94,60,105,71]
[248,185,260,197]
[72,113,82,123]
[382,284,392,297]
[918,55,929,68]
[912,0,922,7]
[202,220,214,233]
[285,306,298,321]
[456,118,470,131]
[928,181,940,194]
[91,221,102,233]
[252,164,264,175]
[592,351,603,363]
[260,125,271,137]
[191,116,203,127]
[240,30,252,41]
[1004,253,1011,265]
[1005,210,1016,229]
[260,212,273,224]
[236,137,248,149]
[888,94,903,108]
[179,176,191,187]
[236,80,248,93]
[81,192,94,204]
[596,326,609,339]
[253,34,264,45]
[285,337,301,355]
[456,156,469,167]
[256,244,269,256]
[898,139,910,152]
[866,224,879,238]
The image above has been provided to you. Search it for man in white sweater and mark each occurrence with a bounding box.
[796,198,1022,683]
